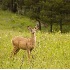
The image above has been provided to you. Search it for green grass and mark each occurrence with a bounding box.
[0,10,70,69]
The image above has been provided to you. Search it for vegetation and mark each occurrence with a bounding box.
[0,10,70,69]
[0,0,70,69]
[0,0,70,32]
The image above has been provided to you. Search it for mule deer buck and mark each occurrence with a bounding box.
[10,26,38,61]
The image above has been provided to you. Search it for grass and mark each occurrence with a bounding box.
[0,10,70,69]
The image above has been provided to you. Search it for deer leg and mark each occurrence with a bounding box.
[30,49,34,59]
[30,48,33,52]
[27,49,31,61]
[10,47,20,58]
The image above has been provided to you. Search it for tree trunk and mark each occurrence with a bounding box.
[50,23,53,33]
[11,0,14,11]
[13,2,18,13]
[60,19,62,33]
[36,19,41,30]
[37,20,41,30]
[50,8,53,33]
[10,0,17,13]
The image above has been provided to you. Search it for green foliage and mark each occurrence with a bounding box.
[0,10,70,69]
[0,28,70,69]
[0,0,70,32]
[0,10,35,31]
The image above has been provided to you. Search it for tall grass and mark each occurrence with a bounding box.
[0,10,70,69]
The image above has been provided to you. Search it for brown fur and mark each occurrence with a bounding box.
[10,26,38,61]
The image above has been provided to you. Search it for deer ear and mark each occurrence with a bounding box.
[27,26,32,31]
[34,25,38,30]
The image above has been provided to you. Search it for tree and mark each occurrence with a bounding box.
[1,0,70,32]
[55,0,70,33]
[23,0,45,30]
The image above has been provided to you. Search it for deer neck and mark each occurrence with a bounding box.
[31,33,36,45]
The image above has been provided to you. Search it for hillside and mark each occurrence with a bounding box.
[0,10,70,69]
[0,10,36,31]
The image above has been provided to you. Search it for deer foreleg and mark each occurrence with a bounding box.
[27,49,31,62]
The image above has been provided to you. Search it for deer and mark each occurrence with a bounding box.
[10,26,38,61]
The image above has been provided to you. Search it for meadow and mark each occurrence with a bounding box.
[0,10,70,69]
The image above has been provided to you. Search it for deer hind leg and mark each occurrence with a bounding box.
[10,47,20,58]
